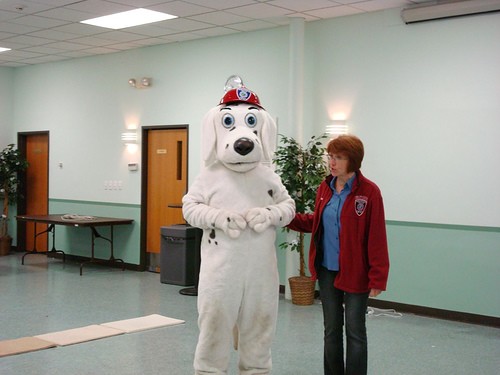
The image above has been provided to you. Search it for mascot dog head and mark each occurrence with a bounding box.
[202,87,277,173]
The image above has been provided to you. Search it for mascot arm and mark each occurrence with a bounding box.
[182,183,246,239]
[246,186,295,233]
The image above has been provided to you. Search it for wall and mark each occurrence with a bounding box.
[0,67,14,143]
[7,26,290,268]
[384,222,499,317]
[4,8,499,318]
[302,9,500,318]
[305,10,500,227]
[11,27,290,200]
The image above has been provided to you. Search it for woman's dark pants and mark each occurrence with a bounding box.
[318,267,369,375]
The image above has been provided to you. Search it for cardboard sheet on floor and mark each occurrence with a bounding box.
[101,314,185,333]
[0,337,57,357]
[34,324,124,346]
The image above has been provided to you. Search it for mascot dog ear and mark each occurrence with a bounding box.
[260,111,277,164]
[202,106,220,167]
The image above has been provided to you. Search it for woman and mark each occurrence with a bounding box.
[288,134,389,375]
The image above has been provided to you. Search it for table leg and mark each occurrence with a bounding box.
[79,225,125,275]
[22,223,65,265]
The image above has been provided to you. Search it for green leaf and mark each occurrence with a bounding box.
[274,133,328,264]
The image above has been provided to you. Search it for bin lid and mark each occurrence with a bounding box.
[161,224,201,238]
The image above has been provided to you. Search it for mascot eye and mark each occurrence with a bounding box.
[222,113,235,128]
[245,113,257,128]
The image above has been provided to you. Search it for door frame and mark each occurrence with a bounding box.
[16,131,50,252]
[140,124,189,269]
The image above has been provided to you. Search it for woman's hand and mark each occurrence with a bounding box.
[369,289,382,298]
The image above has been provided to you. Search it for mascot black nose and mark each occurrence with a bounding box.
[234,137,254,156]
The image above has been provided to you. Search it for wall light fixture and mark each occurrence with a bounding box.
[326,120,348,137]
[121,131,138,144]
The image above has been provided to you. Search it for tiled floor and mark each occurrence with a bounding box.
[1,252,499,374]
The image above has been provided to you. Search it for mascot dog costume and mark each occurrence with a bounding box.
[182,87,295,374]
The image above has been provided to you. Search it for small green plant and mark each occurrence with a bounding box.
[274,134,328,277]
[1,144,29,238]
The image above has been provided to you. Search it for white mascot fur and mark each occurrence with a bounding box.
[182,87,295,374]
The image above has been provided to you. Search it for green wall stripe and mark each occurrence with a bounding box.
[49,198,141,209]
[386,220,500,233]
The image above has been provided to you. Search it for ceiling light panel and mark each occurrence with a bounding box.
[81,8,177,30]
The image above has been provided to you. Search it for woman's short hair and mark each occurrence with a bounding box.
[327,134,364,173]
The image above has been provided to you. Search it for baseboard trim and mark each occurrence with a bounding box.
[13,249,145,272]
[279,284,499,328]
[61,253,145,272]
[368,299,500,328]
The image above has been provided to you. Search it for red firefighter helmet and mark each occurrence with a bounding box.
[219,87,263,108]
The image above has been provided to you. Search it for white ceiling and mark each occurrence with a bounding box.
[0,0,425,67]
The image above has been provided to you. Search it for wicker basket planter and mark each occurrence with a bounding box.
[0,235,12,256]
[288,275,315,306]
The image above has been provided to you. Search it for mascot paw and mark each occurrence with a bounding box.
[246,207,272,233]
[216,210,247,238]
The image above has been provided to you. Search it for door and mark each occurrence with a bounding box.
[144,127,187,271]
[18,132,49,251]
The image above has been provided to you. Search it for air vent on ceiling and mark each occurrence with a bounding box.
[401,0,500,24]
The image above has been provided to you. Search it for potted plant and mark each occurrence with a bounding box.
[0,144,29,255]
[274,134,328,305]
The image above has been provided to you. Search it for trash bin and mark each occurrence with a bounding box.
[160,224,202,286]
